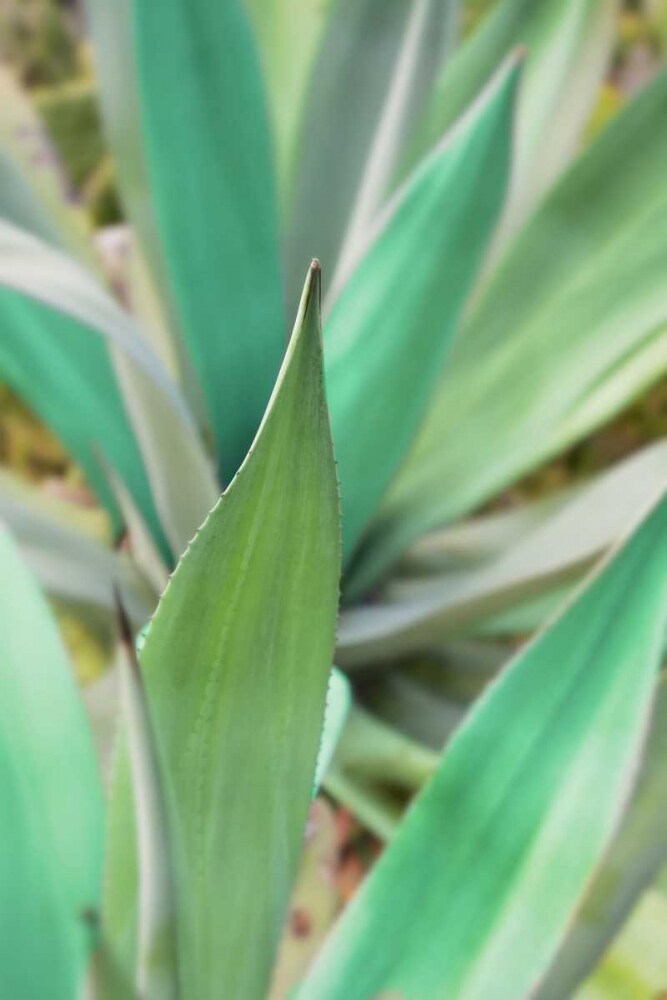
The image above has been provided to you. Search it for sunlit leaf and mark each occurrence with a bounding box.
[0,527,103,999]
[104,263,341,998]
[301,489,667,999]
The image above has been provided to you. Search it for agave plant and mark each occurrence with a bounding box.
[0,0,666,992]
[2,283,666,997]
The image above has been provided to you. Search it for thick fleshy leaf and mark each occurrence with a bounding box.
[0,527,103,999]
[326,58,520,561]
[402,0,618,244]
[352,69,667,595]
[338,442,667,665]
[300,489,667,1000]
[536,680,667,999]
[127,0,285,481]
[284,0,458,318]
[104,263,341,998]
[0,220,219,559]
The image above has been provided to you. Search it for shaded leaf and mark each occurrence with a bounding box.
[127,0,285,481]
[285,0,458,318]
[326,58,520,560]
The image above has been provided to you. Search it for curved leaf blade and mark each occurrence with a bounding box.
[301,489,667,1000]
[0,527,103,999]
[104,263,341,999]
[128,0,285,481]
[326,58,520,560]
[355,69,667,594]
[284,0,458,318]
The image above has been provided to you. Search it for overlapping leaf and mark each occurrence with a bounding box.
[0,528,103,999]
[284,0,458,318]
[300,489,667,999]
[104,264,341,999]
[326,58,520,560]
[125,0,285,481]
[353,69,667,595]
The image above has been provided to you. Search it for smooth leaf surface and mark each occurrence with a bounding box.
[301,489,667,999]
[353,69,667,595]
[0,468,154,625]
[338,442,667,665]
[326,58,519,560]
[537,680,667,999]
[284,0,458,318]
[128,0,285,481]
[104,264,341,999]
[245,0,330,198]
[0,220,218,558]
[402,0,618,242]
[0,528,103,999]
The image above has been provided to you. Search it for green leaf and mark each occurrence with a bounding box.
[284,0,458,319]
[244,0,330,200]
[0,219,219,559]
[536,679,667,999]
[300,489,667,1000]
[104,263,341,999]
[402,0,618,241]
[127,0,285,482]
[0,527,103,999]
[338,442,667,665]
[0,468,154,625]
[354,69,667,595]
[325,58,520,560]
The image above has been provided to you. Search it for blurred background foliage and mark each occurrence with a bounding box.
[0,2,666,994]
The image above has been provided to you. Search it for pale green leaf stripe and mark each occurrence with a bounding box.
[0,527,103,999]
[0,468,154,625]
[536,679,667,1000]
[130,0,285,482]
[85,0,205,417]
[284,0,457,320]
[338,442,667,665]
[300,489,667,1000]
[402,0,617,238]
[244,0,329,203]
[326,58,520,562]
[0,219,219,559]
[104,264,341,999]
[353,69,667,596]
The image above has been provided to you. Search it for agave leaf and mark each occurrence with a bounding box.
[353,70,667,595]
[0,220,218,558]
[300,489,667,1000]
[116,603,177,998]
[85,0,203,417]
[0,469,154,625]
[244,0,330,198]
[402,0,618,243]
[284,0,458,318]
[338,443,667,665]
[536,679,667,999]
[125,0,285,482]
[0,64,91,260]
[0,527,103,999]
[104,263,341,999]
[326,58,520,561]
